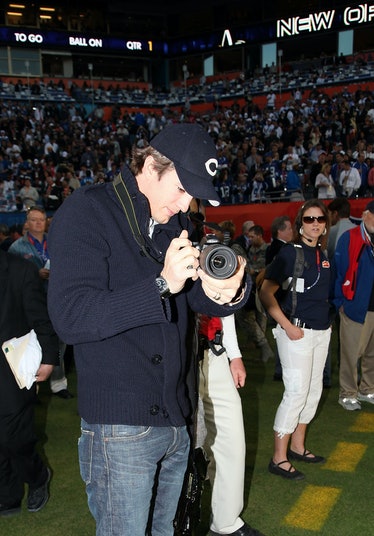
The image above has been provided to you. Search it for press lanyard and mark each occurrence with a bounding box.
[27,233,49,263]
[305,248,321,291]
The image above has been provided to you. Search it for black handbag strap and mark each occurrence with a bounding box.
[290,244,305,317]
[113,172,162,266]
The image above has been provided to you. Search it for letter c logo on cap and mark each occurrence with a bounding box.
[205,158,218,177]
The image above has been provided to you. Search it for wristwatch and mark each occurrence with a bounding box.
[155,276,173,299]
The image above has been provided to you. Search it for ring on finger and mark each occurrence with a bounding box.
[186,264,194,270]
[213,293,221,301]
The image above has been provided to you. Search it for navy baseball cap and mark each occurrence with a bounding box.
[150,124,220,206]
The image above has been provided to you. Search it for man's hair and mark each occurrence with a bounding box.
[327,198,351,218]
[242,220,254,233]
[219,220,236,239]
[248,224,264,236]
[271,215,291,239]
[26,206,46,219]
[0,223,10,236]
[130,144,175,178]
[9,224,23,235]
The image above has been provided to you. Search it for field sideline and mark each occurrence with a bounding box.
[2,326,373,536]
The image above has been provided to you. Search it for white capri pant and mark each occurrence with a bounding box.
[272,324,331,438]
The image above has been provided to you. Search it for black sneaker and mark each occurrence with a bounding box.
[27,467,51,512]
[0,501,21,517]
[53,389,74,399]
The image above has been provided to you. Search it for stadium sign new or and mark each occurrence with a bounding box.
[277,3,374,38]
[1,2,374,57]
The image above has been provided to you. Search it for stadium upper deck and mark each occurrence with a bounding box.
[1,1,373,87]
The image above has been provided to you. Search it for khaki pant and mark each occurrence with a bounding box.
[339,310,374,399]
[236,307,267,346]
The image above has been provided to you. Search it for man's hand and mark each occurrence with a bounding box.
[161,230,200,294]
[39,268,50,280]
[197,256,246,304]
[230,357,246,388]
[35,364,54,382]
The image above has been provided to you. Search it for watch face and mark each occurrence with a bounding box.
[156,276,168,294]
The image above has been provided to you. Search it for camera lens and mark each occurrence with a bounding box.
[199,245,238,279]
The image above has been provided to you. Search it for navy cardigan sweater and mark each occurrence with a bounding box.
[48,166,247,427]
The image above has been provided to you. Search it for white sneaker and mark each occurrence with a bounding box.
[338,397,361,411]
[357,392,374,405]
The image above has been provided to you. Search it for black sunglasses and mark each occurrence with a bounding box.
[302,216,327,224]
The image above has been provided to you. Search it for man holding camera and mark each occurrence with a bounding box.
[47,124,248,536]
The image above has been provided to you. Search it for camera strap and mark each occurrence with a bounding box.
[113,171,162,266]
[198,315,226,356]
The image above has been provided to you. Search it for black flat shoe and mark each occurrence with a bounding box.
[0,501,21,517]
[288,449,325,464]
[268,459,305,480]
[209,522,266,535]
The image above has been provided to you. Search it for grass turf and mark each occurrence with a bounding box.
[2,325,373,535]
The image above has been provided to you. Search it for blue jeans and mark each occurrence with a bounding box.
[78,420,190,536]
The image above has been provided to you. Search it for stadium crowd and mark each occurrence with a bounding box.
[1,69,374,216]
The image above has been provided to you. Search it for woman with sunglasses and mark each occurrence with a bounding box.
[259,199,331,481]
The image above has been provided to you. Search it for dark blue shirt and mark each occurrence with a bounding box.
[265,242,331,330]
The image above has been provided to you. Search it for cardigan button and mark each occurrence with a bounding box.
[151,354,163,365]
[150,405,160,416]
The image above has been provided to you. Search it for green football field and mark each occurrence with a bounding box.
[3,324,373,536]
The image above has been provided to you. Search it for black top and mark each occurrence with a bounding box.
[265,238,286,265]
[265,242,331,330]
[0,250,59,412]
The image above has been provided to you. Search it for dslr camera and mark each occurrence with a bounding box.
[195,234,238,280]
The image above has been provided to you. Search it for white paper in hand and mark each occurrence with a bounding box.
[2,329,42,389]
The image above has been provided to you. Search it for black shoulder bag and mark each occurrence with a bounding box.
[290,244,305,317]
[173,313,209,536]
